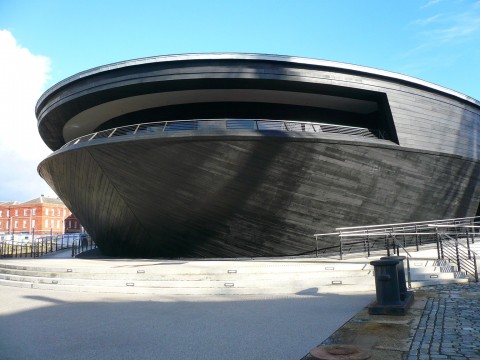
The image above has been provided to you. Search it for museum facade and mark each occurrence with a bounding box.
[36,54,480,257]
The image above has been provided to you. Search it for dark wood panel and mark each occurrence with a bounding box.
[38,134,480,258]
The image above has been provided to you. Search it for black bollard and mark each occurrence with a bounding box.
[381,256,407,300]
[368,258,414,315]
[370,259,401,307]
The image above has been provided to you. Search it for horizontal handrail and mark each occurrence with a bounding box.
[336,216,480,232]
[61,118,388,149]
[313,216,480,280]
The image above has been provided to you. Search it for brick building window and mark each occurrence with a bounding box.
[45,219,48,227]
[45,208,48,215]
[0,210,2,217]
[0,221,2,228]
[32,209,36,215]
[7,210,9,217]
[24,209,27,216]
[23,220,27,228]
[32,220,35,228]
[15,210,18,216]
[14,221,18,228]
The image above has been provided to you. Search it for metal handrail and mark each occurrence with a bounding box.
[438,232,478,281]
[336,216,479,232]
[313,216,479,282]
[61,118,388,150]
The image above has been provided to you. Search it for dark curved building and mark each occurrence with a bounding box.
[36,53,480,257]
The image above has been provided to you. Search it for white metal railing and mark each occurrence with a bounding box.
[61,119,387,149]
[313,216,480,281]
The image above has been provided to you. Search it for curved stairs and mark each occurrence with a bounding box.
[0,253,470,295]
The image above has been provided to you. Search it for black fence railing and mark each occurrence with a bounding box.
[0,234,95,259]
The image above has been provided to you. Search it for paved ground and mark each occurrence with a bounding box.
[408,283,480,359]
[302,281,480,360]
[0,285,373,360]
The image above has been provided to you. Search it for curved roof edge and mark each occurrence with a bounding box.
[36,53,480,112]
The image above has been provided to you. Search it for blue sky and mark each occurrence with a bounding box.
[0,0,480,201]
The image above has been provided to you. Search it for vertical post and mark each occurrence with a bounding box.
[455,238,461,272]
[466,228,472,260]
[366,230,370,257]
[474,254,478,283]
[407,257,411,289]
[385,233,390,257]
[435,227,441,259]
[415,225,419,251]
[339,232,343,260]
[315,236,318,258]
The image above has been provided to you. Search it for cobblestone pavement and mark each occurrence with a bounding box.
[408,282,480,359]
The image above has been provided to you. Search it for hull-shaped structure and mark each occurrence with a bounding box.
[36,54,480,257]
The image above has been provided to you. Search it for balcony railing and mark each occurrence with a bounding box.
[61,119,388,149]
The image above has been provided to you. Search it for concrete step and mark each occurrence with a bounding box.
[0,272,375,288]
[0,249,469,295]
[409,277,469,288]
[0,268,373,281]
[0,261,373,274]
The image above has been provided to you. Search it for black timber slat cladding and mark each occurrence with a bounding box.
[36,56,479,159]
[39,135,480,258]
[35,55,480,258]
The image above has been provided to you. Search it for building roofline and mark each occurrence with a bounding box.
[36,53,480,113]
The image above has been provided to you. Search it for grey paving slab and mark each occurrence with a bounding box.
[0,284,373,360]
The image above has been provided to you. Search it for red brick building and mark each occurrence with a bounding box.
[0,195,82,236]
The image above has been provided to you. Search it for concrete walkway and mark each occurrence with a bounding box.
[0,282,373,359]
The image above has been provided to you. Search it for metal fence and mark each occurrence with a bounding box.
[62,118,388,149]
[0,233,95,258]
[314,216,479,282]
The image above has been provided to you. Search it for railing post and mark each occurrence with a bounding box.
[455,238,461,272]
[339,232,343,260]
[474,254,478,283]
[466,228,472,260]
[415,224,419,251]
[71,241,75,257]
[385,233,390,257]
[406,257,411,289]
[315,236,318,258]
[435,227,441,259]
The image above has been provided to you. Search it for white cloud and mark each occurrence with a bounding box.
[415,5,480,44]
[0,30,55,201]
[421,0,443,9]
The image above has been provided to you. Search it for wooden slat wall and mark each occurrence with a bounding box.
[39,134,480,258]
